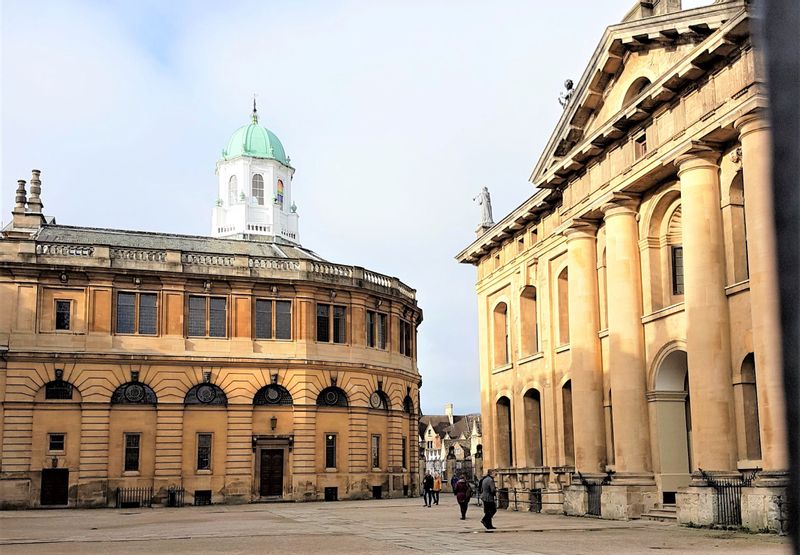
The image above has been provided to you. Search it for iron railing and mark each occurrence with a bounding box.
[166,486,185,508]
[115,487,153,509]
[699,469,757,526]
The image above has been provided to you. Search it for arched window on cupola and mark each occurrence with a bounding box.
[111,381,157,405]
[317,386,348,408]
[254,384,293,406]
[252,174,265,206]
[228,175,238,206]
[276,179,285,209]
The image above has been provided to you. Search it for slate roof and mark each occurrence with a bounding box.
[420,413,481,440]
[32,224,326,261]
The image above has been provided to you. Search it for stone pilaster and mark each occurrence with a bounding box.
[153,406,184,501]
[78,405,110,507]
[676,146,736,472]
[564,221,606,476]
[290,405,316,500]
[223,405,253,503]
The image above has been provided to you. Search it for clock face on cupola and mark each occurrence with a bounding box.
[211,100,300,244]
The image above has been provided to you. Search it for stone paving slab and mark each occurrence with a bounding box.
[0,498,791,554]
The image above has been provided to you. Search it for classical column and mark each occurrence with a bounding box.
[734,111,788,474]
[602,194,652,476]
[564,222,606,474]
[676,146,735,471]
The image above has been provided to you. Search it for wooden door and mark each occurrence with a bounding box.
[40,469,69,506]
[259,449,284,497]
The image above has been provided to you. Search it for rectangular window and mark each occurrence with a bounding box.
[517,237,525,253]
[117,292,157,335]
[317,304,346,343]
[366,311,388,349]
[672,246,684,295]
[427,440,433,450]
[256,299,292,340]
[55,300,71,330]
[634,133,648,160]
[48,433,65,452]
[402,437,407,469]
[325,433,336,469]
[399,320,414,357]
[275,300,291,340]
[124,433,141,472]
[255,299,272,339]
[371,435,381,469]
[197,433,212,470]
[188,296,227,338]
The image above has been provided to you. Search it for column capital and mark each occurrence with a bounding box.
[734,108,770,139]
[601,192,641,220]
[674,141,721,176]
[562,219,598,241]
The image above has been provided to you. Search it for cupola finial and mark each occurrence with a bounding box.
[252,94,259,124]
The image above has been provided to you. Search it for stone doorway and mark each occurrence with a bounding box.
[652,349,692,503]
[260,449,284,497]
[40,468,69,506]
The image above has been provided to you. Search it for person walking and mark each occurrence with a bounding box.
[432,473,442,505]
[422,472,434,507]
[479,469,497,530]
[450,474,458,493]
[454,473,473,520]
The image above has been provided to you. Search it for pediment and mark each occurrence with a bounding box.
[530,1,747,185]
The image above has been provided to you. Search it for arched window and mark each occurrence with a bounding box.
[253,384,293,406]
[185,383,228,406]
[643,190,682,311]
[520,287,538,356]
[317,386,348,408]
[276,179,285,209]
[493,302,509,367]
[403,395,414,414]
[523,389,543,466]
[557,268,570,345]
[496,396,513,467]
[622,77,651,108]
[228,175,238,206]
[727,170,749,283]
[369,390,390,410]
[45,379,74,400]
[739,353,761,460]
[111,381,157,405]
[562,380,575,466]
[252,174,265,206]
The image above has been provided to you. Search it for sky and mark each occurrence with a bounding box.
[1,0,714,415]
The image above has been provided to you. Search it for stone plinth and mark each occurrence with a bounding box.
[741,471,790,533]
[601,483,658,520]
[564,484,588,516]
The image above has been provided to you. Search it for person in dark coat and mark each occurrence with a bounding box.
[454,473,473,520]
[422,472,434,507]
[479,469,497,529]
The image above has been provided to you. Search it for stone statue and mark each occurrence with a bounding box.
[473,187,494,227]
[558,79,574,108]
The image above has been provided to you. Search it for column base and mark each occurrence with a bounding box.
[564,473,605,516]
[601,473,657,520]
[741,471,790,534]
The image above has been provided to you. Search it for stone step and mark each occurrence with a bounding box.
[642,505,677,522]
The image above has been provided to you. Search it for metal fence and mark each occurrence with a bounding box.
[700,469,757,526]
[166,486,185,508]
[115,487,153,509]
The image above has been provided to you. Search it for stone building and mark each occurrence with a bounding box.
[0,108,422,508]
[456,0,787,532]
[419,404,482,482]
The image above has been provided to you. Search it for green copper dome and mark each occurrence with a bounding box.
[221,108,289,166]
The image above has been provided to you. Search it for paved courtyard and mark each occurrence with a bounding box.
[0,497,791,554]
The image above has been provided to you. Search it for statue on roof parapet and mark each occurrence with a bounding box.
[473,187,494,235]
[558,79,574,109]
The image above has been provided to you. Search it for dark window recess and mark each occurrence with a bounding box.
[377,313,386,349]
[366,311,387,349]
[634,133,648,159]
[255,299,272,339]
[400,320,414,357]
[138,293,157,335]
[324,487,338,501]
[117,292,136,334]
[316,305,330,342]
[188,296,206,337]
[275,300,291,339]
[45,380,73,400]
[366,311,375,347]
[209,297,227,337]
[197,433,212,470]
[49,433,65,452]
[402,437,407,468]
[124,433,140,472]
[371,435,380,469]
[316,387,348,407]
[372,485,382,499]
[55,300,71,330]
[672,246,685,295]
[194,490,212,506]
[325,434,336,468]
[333,306,346,343]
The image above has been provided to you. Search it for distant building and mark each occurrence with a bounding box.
[419,404,481,482]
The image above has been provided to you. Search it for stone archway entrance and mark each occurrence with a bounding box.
[651,349,692,504]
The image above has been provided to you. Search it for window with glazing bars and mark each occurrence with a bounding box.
[671,246,684,295]
[197,433,212,470]
[55,300,71,330]
[188,296,227,337]
[371,435,381,469]
[255,299,291,340]
[325,434,336,469]
[399,320,413,357]
[124,433,141,472]
[366,311,387,349]
[116,292,157,335]
[48,433,65,452]
[317,304,346,343]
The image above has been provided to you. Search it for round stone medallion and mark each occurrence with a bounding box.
[124,384,145,403]
[325,390,339,406]
[266,387,280,403]
[196,384,217,404]
[370,392,383,409]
